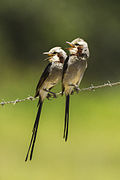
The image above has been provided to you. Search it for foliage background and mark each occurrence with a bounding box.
[0,0,120,179]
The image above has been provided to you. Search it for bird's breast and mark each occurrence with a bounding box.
[40,66,62,100]
[63,60,87,94]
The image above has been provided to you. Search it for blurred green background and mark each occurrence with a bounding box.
[0,0,120,179]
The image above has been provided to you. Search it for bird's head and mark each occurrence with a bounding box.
[43,47,67,63]
[66,38,89,60]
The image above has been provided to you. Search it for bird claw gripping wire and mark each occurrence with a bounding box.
[69,84,80,94]
[43,88,57,98]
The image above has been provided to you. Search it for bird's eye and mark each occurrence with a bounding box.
[53,52,56,54]
[75,43,79,46]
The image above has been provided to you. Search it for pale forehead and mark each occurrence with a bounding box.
[71,38,88,47]
[49,47,62,53]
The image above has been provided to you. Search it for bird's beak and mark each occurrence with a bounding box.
[66,41,75,47]
[43,52,53,56]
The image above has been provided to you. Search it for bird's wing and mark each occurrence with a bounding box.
[62,56,69,94]
[34,62,52,97]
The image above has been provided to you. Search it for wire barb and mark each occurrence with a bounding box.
[1,80,120,106]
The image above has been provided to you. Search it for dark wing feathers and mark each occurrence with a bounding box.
[34,62,52,97]
[62,56,69,94]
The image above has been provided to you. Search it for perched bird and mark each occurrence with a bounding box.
[25,47,67,161]
[62,38,90,141]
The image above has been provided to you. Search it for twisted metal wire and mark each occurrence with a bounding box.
[1,81,120,106]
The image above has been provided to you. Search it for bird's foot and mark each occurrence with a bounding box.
[44,88,57,98]
[69,84,80,94]
[46,93,52,100]
[74,85,80,93]
[71,90,74,95]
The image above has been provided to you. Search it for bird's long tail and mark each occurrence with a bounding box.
[25,99,43,161]
[63,95,70,142]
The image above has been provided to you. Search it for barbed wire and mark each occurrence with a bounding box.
[0,80,120,106]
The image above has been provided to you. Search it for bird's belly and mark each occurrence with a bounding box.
[64,64,85,84]
[45,69,62,88]
[63,61,87,94]
[68,70,81,85]
[40,69,62,100]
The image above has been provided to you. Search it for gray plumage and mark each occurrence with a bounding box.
[62,55,87,95]
[25,47,67,161]
[35,62,63,101]
[62,38,90,141]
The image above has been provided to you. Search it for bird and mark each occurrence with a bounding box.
[62,38,90,142]
[25,47,67,161]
